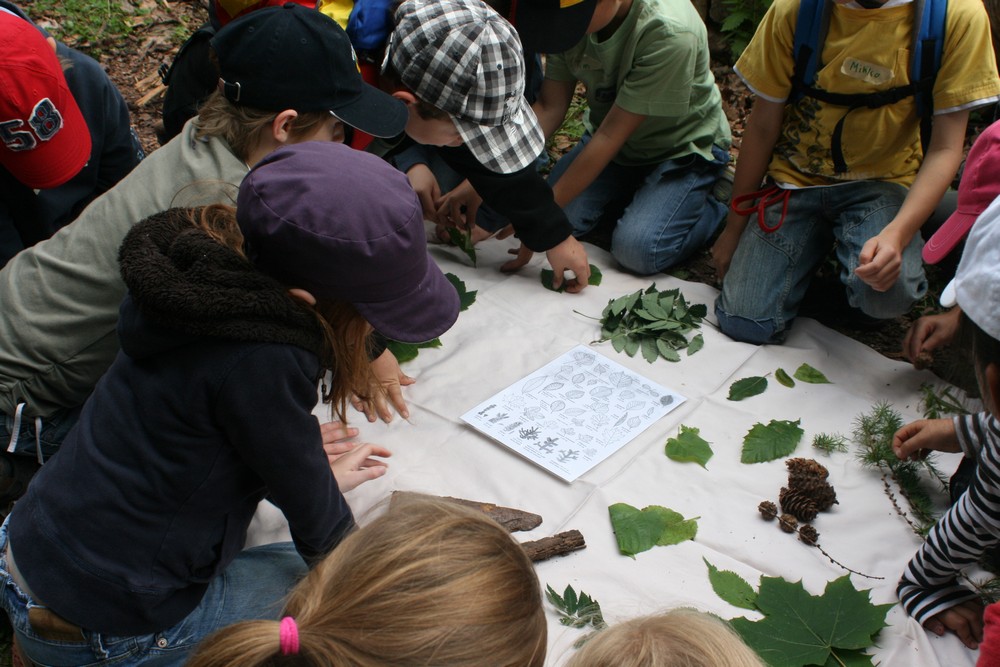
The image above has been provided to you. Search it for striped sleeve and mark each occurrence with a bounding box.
[897,413,1000,624]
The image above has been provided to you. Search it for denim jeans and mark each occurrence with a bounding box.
[715,180,927,344]
[0,517,307,667]
[1,405,82,462]
[548,135,730,275]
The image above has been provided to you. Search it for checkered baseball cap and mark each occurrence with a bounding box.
[387,0,545,174]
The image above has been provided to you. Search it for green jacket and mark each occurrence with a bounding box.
[0,120,248,418]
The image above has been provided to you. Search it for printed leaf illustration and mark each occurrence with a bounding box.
[704,559,757,610]
[445,273,477,312]
[385,338,441,364]
[541,264,603,292]
[741,419,803,463]
[445,227,477,266]
[665,425,713,468]
[775,367,795,388]
[608,503,698,557]
[793,363,832,384]
[545,584,607,630]
[728,576,891,667]
[727,376,768,401]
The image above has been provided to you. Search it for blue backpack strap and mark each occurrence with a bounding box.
[911,0,947,118]
[790,0,833,102]
[346,0,394,55]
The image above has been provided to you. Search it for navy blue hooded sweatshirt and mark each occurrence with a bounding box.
[8,209,354,634]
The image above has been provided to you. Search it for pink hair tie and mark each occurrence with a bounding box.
[279,616,300,656]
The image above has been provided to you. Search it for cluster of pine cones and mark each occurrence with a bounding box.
[758,458,838,546]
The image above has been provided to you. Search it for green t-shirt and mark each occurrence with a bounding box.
[545,0,730,166]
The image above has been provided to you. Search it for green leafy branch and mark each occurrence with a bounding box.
[919,382,972,420]
[545,584,607,630]
[592,284,706,363]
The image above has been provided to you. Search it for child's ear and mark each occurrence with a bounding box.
[985,362,1000,416]
[271,110,300,144]
[287,288,317,306]
[391,90,418,107]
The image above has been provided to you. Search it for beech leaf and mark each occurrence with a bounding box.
[445,227,477,266]
[775,367,795,388]
[793,363,832,384]
[728,376,768,401]
[608,503,698,557]
[665,425,713,468]
[704,559,757,610]
[541,264,603,292]
[741,419,803,463]
[729,576,891,667]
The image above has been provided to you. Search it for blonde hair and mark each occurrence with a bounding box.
[187,206,378,424]
[193,91,330,161]
[186,496,547,667]
[566,609,765,667]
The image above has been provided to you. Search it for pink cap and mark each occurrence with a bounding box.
[0,12,90,190]
[923,120,1000,264]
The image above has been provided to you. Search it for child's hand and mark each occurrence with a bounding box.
[330,443,391,492]
[435,179,482,231]
[406,164,443,224]
[855,232,904,292]
[353,349,415,423]
[902,308,961,367]
[319,421,360,462]
[503,236,590,293]
[892,419,959,461]
[710,223,744,282]
[925,600,984,650]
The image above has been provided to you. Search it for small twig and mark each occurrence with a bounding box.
[881,471,923,536]
[814,543,884,580]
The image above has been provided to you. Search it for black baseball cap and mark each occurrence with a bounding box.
[512,0,597,54]
[211,3,407,138]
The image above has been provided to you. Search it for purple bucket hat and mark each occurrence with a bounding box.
[236,141,459,343]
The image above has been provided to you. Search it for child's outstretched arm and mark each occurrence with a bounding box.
[710,98,784,280]
[855,109,969,291]
[892,418,960,461]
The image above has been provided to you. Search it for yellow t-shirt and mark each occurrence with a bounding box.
[736,0,1000,187]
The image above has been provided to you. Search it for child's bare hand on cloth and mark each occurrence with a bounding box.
[354,349,415,423]
[925,599,984,650]
[330,443,391,492]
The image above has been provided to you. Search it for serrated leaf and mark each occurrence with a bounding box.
[445,227,477,266]
[727,376,768,401]
[794,363,832,384]
[611,334,627,353]
[688,303,708,319]
[608,503,697,557]
[385,338,442,364]
[665,425,713,468]
[704,559,757,610]
[444,272,477,312]
[624,336,640,358]
[775,367,795,388]
[730,576,892,667]
[541,264,603,292]
[656,338,680,362]
[640,337,659,363]
[687,333,704,356]
[741,419,803,463]
[545,584,607,630]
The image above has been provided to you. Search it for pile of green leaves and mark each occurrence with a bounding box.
[664,425,714,468]
[608,503,698,558]
[541,264,603,292]
[386,273,476,363]
[853,401,947,534]
[546,584,607,631]
[727,363,831,401]
[595,285,706,363]
[706,561,892,666]
[741,419,803,463]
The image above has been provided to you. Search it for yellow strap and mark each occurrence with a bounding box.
[318,0,354,29]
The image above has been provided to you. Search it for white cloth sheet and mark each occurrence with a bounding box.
[248,239,978,667]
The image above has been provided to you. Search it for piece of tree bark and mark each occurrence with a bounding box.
[521,530,586,562]
[391,491,542,532]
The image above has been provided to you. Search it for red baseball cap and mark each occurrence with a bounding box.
[923,119,1000,264]
[0,11,90,190]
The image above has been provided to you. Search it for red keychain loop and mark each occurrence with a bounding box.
[730,185,791,233]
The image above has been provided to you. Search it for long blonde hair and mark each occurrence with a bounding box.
[189,206,377,423]
[186,496,548,667]
[566,609,765,667]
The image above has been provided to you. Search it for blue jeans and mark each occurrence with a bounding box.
[0,518,307,667]
[715,181,927,344]
[1,405,81,462]
[548,136,729,275]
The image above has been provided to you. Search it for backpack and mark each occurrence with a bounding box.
[789,0,948,173]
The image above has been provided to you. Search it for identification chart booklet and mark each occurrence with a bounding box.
[461,345,685,482]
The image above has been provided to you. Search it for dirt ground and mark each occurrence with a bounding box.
[33,0,976,393]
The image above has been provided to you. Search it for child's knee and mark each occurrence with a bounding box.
[715,299,786,344]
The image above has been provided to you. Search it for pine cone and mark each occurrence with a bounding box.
[779,487,819,522]
[786,457,829,485]
[758,500,778,521]
[778,513,798,533]
[798,524,819,546]
[797,479,838,511]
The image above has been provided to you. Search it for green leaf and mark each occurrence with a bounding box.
[730,576,891,667]
[624,336,640,358]
[727,376,768,401]
[545,584,607,630]
[775,367,795,388]
[385,338,442,364]
[665,425,713,468]
[656,339,681,362]
[541,264,603,292]
[687,333,704,356]
[704,559,757,610]
[445,227,477,266]
[825,648,878,667]
[794,363,832,384]
[445,273,477,312]
[741,419,803,463]
[640,337,659,364]
[608,503,697,557]
[588,265,603,286]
